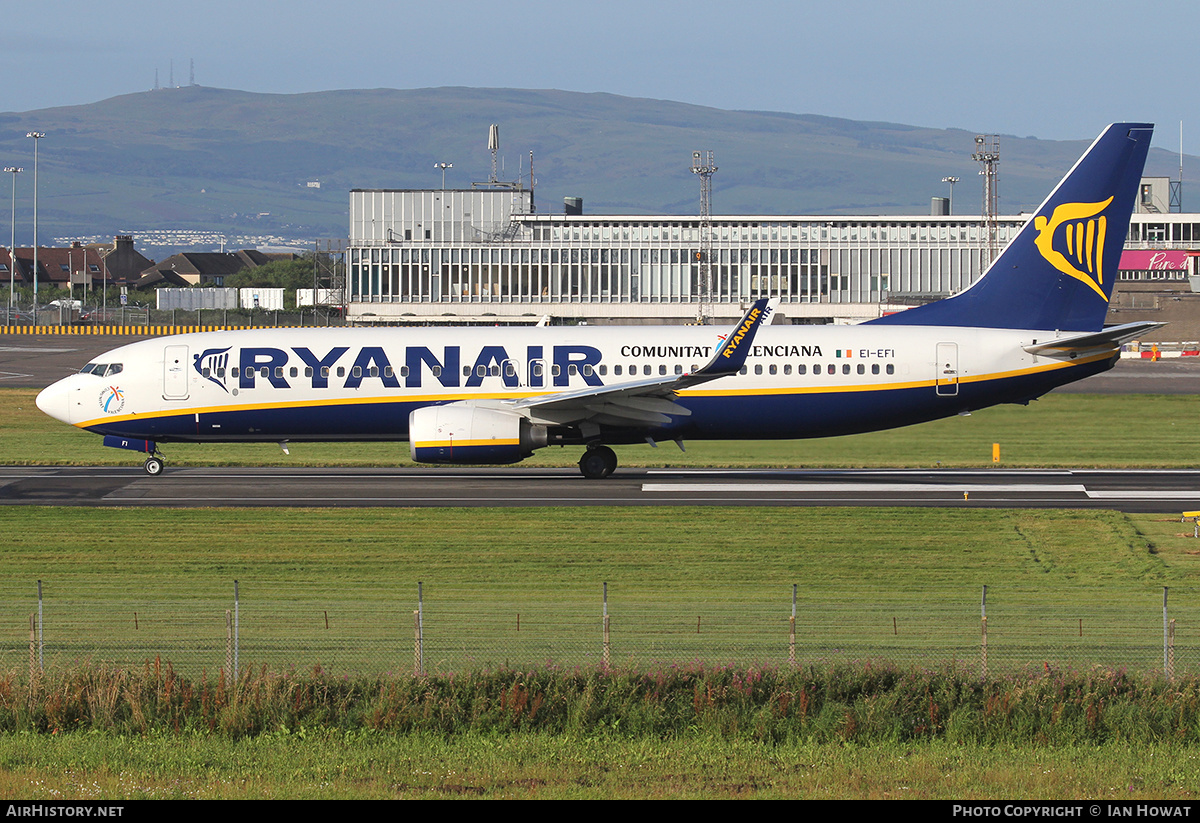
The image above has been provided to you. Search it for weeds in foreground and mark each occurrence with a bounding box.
[3,659,1200,745]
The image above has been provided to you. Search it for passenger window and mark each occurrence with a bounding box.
[552,365,561,376]
[431,366,441,377]
[476,365,486,377]
[658,365,666,376]
[857,364,865,375]
[337,367,345,378]
[783,364,792,375]
[275,367,284,379]
[797,364,806,375]
[886,364,895,375]
[739,366,747,375]
[399,366,409,377]
[506,363,517,378]
[827,364,835,375]
[321,367,329,378]
[754,365,762,375]
[290,367,298,378]
[259,367,269,378]
[569,364,578,376]
[384,366,393,378]
[769,364,777,375]
[583,364,593,377]
[644,365,652,376]
[842,364,850,375]
[531,363,542,377]
[489,365,499,377]
[674,365,683,375]
[614,365,623,376]
[352,366,362,378]
[872,364,880,375]
[305,367,313,377]
[202,367,210,377]
[369,366,378,377]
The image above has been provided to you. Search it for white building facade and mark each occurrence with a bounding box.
[346,186,1200,325]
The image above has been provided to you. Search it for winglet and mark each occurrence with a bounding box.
[696,298,776,377]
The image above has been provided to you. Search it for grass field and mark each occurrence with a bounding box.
[4,387,1200,468]
[4,388,1200,799]
[2,507,1199,678]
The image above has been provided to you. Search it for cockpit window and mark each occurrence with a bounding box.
[81,363,123,377]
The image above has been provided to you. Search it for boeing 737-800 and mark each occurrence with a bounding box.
[36,123,1159,478]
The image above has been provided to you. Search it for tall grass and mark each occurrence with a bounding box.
[6,660,1200,746]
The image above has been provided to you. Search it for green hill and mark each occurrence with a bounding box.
[0,86,1186,249]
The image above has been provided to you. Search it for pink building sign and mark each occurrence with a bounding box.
[1118,250,1193,271]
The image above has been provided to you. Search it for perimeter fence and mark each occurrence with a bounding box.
[1,579,1198,680]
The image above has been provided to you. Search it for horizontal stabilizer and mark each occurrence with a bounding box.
[1022,321,1165,355]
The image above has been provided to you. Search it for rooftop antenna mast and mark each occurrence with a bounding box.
[973,134,1000,268]
[488,124,500,184]
[692,150,717,324]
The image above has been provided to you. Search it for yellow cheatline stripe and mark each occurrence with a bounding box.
[72,351,1115,430]
[413,439,520,449]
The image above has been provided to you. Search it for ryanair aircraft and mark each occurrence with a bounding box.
[37,123,1158,479]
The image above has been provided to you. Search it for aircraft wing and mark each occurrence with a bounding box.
[507,298,777,428]
[1022,321,1165,356]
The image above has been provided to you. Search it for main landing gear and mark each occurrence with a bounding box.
[578,445,617,479]
[143,454,165,476]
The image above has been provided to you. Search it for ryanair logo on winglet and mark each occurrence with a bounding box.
[720,306,762,358]
[1033,196,1113,301]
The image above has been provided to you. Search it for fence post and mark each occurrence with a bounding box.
[602,582,610,670]
[414,581,424,677]
[1164,587,1170,679]
[981,585,988,680]
[36,580,43,672]
[789,584,796,667]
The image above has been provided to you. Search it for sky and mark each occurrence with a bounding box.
[2,0,1197,155]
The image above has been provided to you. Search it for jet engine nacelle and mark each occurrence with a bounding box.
[409,403,548,464]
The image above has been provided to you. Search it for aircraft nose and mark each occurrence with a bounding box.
[36,378,73,425]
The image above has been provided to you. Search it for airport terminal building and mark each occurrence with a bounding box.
[346,176,1199,327]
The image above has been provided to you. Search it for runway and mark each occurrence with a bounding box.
[1,466,1198,512]
[3,333,1197,511]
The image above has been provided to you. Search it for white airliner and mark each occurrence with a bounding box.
[37,123,1158,478]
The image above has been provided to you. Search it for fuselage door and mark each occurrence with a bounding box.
[163,344,190,400]
[935,342,959,396]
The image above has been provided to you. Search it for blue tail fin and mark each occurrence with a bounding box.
[867,123,1153,331]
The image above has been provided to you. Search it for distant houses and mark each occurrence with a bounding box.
[134,249,298,288]
[1,235,153,291]
[0,237,298,295]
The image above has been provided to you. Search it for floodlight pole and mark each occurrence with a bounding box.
[5,167,20,316]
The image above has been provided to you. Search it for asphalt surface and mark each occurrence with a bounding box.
[2,332,1197,510]
[1,466,1198,512]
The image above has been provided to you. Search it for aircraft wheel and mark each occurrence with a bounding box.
[578,445,617,479]
[143,456,164,477]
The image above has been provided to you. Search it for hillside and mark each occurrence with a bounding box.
[0,86,1186,252]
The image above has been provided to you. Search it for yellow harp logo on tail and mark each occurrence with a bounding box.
[1033,196,1113,301]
